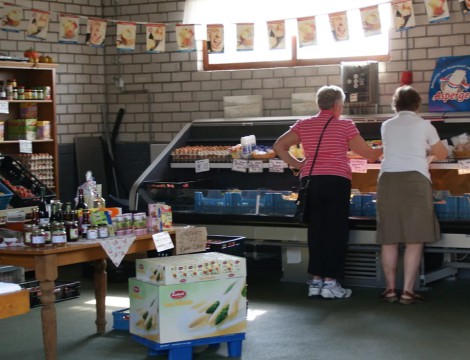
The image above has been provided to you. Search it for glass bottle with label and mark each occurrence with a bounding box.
[76,188,88,235]
[38,187,50,226]
[23,224,33,246]
[66,221,79,242]
[81,209,91,238]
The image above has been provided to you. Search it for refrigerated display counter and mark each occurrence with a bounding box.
[129,115,470,287]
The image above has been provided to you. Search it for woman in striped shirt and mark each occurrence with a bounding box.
[273,85,382,299]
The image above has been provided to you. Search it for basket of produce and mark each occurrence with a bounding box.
[0,155,55,207]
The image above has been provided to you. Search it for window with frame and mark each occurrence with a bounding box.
[183,0,392,70]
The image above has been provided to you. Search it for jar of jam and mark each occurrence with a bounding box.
[31,225,46,247]
[87,225,98,240]
[51,222,67,247]
[25,89,33,100]
[66,221,79,242]
[7,79,17,88]
[98,224,109,238]
[17,86,25,100]
[23,224,33,246]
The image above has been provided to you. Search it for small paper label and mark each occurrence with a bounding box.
[175,226,207,255]
[19,140,33,154]
[152,231,174,252]
[195,159,210,173]
[248,160,263,173]
[457,159,470,175]
[232,159,248,172]
[350,158,368,173]
[269,159,284,173]
[0,101,8,114]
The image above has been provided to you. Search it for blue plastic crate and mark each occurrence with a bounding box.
[132,332,245,360]
[0,181,13,210]
[112,308,130,331]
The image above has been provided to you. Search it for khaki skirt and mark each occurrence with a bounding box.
[376,171,440,245]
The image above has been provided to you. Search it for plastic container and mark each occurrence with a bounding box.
[0,181,13,210]
[206,235,246,256]
[112,308,130,331]
[19,280,81,308]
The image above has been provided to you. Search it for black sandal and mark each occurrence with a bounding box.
[399,290,424,305]
[380,289,398,303]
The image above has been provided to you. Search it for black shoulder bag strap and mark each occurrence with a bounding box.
[303,116,334,187]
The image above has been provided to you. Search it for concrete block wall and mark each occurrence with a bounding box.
[1,0,469,147]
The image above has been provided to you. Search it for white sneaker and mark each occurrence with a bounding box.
[320,282,352,299]
[307,280,323,297]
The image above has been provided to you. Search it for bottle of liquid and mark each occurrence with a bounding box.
[92,184,106,209]
[38,187,50,226]
[76,188,88,232]
[81,209,91,238]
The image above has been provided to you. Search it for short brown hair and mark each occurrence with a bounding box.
[391,85,421,112]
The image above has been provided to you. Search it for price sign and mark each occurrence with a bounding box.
[248,160,263,173]
[195,159,210,173]
[0,100,8,114]
[175,226,207,255]
[269,159,284,173]
[457,159,470,175]
[232,159,248,172]
[19,140,33,154]
[152,231,174,252]
[350,159,368,173]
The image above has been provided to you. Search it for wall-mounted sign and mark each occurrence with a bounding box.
[429,56,470,112]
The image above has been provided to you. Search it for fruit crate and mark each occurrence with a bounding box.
[0,155,55,207]
[112,308,130,331]
[19,280,81,308]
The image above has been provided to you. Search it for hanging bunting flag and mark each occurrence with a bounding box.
[267,20,286,50]
[360,6,382,37]
[392,0,416,31]
[297,16,317,47]
[116,22,137,52]
[176,24,196,52]
[146,23,166,53]
[329,12,349,41]
[207,24,224,53]
[237,23,254,51]
[1,3,23,33]
[459,0,470,15]
[26,9,50,40]
[424,0,450,23]
[59,14,79,43]
[85,18,107,47]
[429,56,470,112]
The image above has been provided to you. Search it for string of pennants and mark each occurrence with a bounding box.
[1,1,468,54]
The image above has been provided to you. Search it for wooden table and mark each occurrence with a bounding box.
[0,235,158,360]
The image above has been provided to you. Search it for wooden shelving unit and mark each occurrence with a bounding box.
[0,61,59,194]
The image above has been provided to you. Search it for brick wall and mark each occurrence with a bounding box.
[1,0,469,145]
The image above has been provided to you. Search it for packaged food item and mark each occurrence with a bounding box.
[36,121,51,140]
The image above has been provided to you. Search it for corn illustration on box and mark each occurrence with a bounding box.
[129,276,247,344]
[135,252,246,285]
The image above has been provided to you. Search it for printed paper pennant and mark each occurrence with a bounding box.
[176,24,196,52]
[1,3,23,33]
[297,17,317,47]
[237,23,254,51]
[116,22,137,52]
[26,9,50,40]
[59,14,79,43]
[329,12,349,41]
[146,23,166,53]
[424,0,450,23]
[392,0,416,31]
[459,0,470,15]
[360,6,382,37]
[267,20,286,50]
[98,235,136,268]
[86,18,107,47]
[207,24,224,53]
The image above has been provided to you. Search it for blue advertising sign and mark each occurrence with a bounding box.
[429,56,470,112]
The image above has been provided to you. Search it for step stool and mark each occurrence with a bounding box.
[132,332,245,360]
